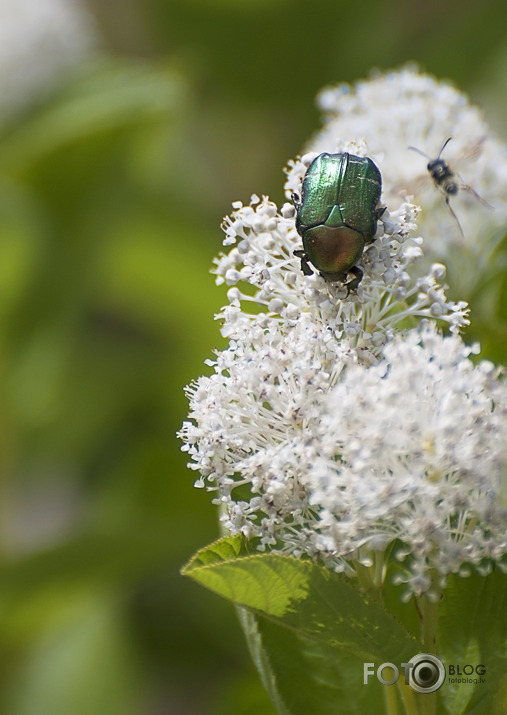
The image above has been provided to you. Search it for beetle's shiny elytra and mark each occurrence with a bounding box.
[293,152,383,291]
[408,137,492,237]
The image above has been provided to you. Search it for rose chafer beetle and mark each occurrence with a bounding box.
[293,152,383,292]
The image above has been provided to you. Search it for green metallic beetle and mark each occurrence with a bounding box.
[293,152,383,292]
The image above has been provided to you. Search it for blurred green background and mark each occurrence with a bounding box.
[0,1,506,714]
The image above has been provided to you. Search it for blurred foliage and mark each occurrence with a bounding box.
[0,0,506,713]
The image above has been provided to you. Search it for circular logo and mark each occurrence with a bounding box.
[407,654,446,693]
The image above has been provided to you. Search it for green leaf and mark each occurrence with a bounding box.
[438,568,507,715]
[184,539,507,713]
[183,536,420,662]
[182,536,422,713]
[237,607,387,715]
[182,533,254,567]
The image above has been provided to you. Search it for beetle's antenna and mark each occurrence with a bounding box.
[408,145,431,159]
[436,137,453,160]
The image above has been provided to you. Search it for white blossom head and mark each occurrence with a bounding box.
[308,325,507,597]
[292,66,507,286]
[181,322,507,598]
[216,191,468,363]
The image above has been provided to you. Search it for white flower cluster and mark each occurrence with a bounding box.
[180,68,507,597]
[217,192,468,356]
[181,319,507,595]
[0,0,97,121]
[310,327,507,595]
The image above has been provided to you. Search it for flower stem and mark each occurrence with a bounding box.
[414,591,440,715]
[384,682,399,715]
[420,593,439,654]
[354,558,384,606]
[397,680,419,715]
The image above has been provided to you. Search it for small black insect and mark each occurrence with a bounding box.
[408,137,492,236]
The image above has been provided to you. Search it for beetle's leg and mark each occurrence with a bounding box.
[369,206,387,244]
[344,266,363,294]
[292,192,302,210]
[444,196,465,239]
[294,249,313,276]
